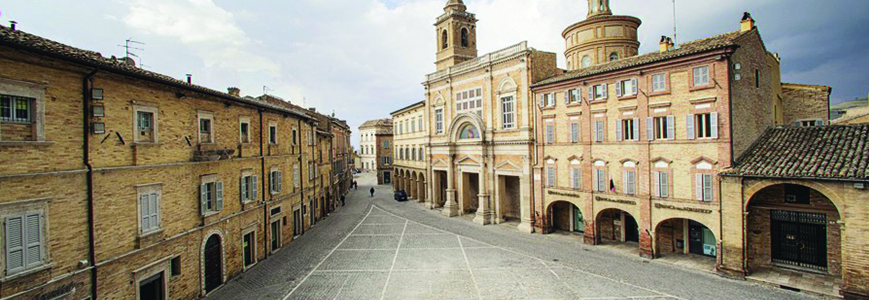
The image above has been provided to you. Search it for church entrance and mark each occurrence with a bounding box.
[498,175,521,221]
[461,172,479,214]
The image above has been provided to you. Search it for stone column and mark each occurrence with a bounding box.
[474,145,494,225]
[442,155,459,217]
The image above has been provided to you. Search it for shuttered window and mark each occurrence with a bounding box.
[546,166,556,187]
[696,174,714,201]
[140,193,160,233]
[200,181,224,215]
[655,171,670,198]
[271,171,282,194]
[545,123,555,144]
[593,120,605,142]
[241,175,257,202]
[571,167,581,189]
[570,123,580,143]
[594,169,606,192]
[693,66,710,86]
[5,213,43,274]
[652,74,667,92]
[623,170,636,195]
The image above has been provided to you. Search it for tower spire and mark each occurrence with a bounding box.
[587,0,613,18]
[444,0,466,12]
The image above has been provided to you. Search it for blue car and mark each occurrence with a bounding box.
[394,190,408,201]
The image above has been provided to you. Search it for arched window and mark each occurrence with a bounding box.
[582,55,591,68]
[609,52,620,61]
[458,124,480,140]
[567,60,572,70]
[442,30,449,50]
[461,28,469,47]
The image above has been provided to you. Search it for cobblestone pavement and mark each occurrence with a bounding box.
[208,172,819,300]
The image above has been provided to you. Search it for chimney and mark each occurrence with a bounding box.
[659,36,670,53]
[741,12,756,32]
[227,87,240,97]
[185,74,192,84]
[9,21,17,31]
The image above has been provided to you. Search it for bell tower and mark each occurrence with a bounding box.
[562,0,641,71]
[435,0,478,71]
[587,0,612,18]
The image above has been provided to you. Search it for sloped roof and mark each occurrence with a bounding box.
[533,30,748,87]
[782,83,832,101]
[0,25,309,118]
[359,119,393,129]
[722,124,869,180]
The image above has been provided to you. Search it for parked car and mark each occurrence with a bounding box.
[394,190,408,201]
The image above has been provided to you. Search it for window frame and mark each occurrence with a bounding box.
[570,160,582,190]
[500,95,515,129]
[690,65,714,90]
[435,108,444,134]
[544,118,555,144]
[200,175,223,215]
[268,121,278,145]
[239,117,251,144]
[3,206,48,277]
[650,73,670,94]
[0,95,33,123]
[133,103,159,144]
[240,170,257,203]
[270,168,283,195]
[0,79,47,142]
[137,184,162,235]
[197,111,215,144]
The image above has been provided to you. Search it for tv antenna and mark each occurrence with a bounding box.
[118,38,147,67]
[672,0,678,45]
[263,85,273,95]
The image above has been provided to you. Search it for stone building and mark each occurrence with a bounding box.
[423,0,559,231]
[720,124,869,299]
[391,101,428,201]
[331,119,353,202]
[0,24,352,299]
[358,119,393,184]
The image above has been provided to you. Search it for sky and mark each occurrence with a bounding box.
[2,0,867,149]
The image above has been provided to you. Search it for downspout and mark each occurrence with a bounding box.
[298,118,305,234]
[260,109,268,260]
[724,52,735,270]
[82,68,99,300]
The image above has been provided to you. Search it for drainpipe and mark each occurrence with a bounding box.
[82,68,99,300]
[260,109,268,260]
[298,118,305,234]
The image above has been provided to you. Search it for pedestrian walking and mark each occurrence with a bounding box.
[354,181,358,190]
[341,195,346,206]
[369,187,375,197]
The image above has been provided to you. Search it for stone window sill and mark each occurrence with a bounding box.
[0,263,54,283]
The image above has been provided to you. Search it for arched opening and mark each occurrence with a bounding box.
[655,218,717,268]
[596,208,638,244]
[460,28,469,47]
[609,52,620,61]
[441,30,449,50]
[458,124,480,140]
[417,173,426,203]
[746,183,841,276]
[410,172,418,200]
[433,170,447,208]
[203,234,223,293]
[548,201,584,235]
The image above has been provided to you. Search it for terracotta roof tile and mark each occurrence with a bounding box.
[723,124,869,180]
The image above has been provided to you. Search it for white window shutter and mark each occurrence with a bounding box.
[711,112,719,139]
[616,81,623,98]
[150,194,159,228]
[200,183,208,215]
[662,173,669,198]
[646,117,655,141]
[588,86,594,101]
[564,91,570,104]
[252,176,258,200]
[632,118,640,140]
[704,174,714,201]
[539,94,544,107]
[615,120,623,141]
[623,171,628,193]
[666,115,675,140]
[598,121,605,142]
[240,177,247,201]
[631,79,638,95]
[686,114,696,140]
[216,181,224,211]
[593,170,599,191]
[695,173,703,200]
[602,84,608,98]
[24,214,41,267]
[140,194,149,229]
[278,172,283,192]
[6,216,24,272]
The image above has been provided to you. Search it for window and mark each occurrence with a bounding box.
[456,88,483,115]
[571,166,581,189]
[654,171,669,198]
[458,124,480,140]
[546,166,556,187]
[696,174,714,201]
[441,30,448,50]
[419,148,424,161]
[240,120,251,144]
[4,212,43,275]
[616,79,638,97]
[0,95,33,123]
[501,96,515,129]
[170,256,181,277]
[570,122,579,143]
[623,170,636,195]
[418,118,423,133]
[241,174,257,202]
[594,169,607,192]
[270,170,282,194]
[693,66,710,87]
[435,109,444,134]
[198,113,214,143]
[617,118,638,141]
[545,122,555,144]
[590,84,607,100]
[411,118,416,132]
[652,74,667,92]
[540,93,555,107]
[582,56,591,68]
[138,112,153,130]
[136,111,155,142]
[382,141,389,149]
[200,179,224,215]
[689,113,718,139]
[797,119,824,127]
[650,116,674,140]
[269,124,277,144]
[461,28,469,47]
[609,52,620,61]
[593,120,605,142]
[566,89,579,103]
[755,69,760,88]
[139,191,160,233]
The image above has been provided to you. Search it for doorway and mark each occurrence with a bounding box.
[461,172,479,214]
[498,175,521,221]
[771,210,827,271]
[293,208,302,237]
[270,221,281,252]
[203,235,222,293]
[243,232,255,268]
[624,213,639,242]
[434,170,448,207]
[383,171,391,184]
[139,273,164,300]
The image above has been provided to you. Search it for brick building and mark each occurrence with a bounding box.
[0,24,352,299]
[358,119,393,185]
[391,101,428,202]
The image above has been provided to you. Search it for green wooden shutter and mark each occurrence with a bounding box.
[5,216,24,272]
[216,181,224,211]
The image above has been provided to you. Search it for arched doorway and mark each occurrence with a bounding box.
[433,170,447,208]
[596,209,638,244]
[747,183,841,275]
[203,234,223,294]
[655,219,717,259]
[548,201,584,234]
[417,173,426,203]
